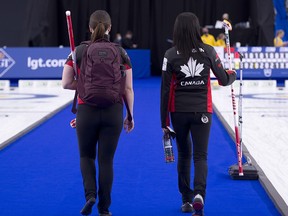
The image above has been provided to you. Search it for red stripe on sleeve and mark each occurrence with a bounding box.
[168,73,176,113]
[66,60,73,67]
[165,73,177,126]
[207,77,213,113]
[124,63,131,70]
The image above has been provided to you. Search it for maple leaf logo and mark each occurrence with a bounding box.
[180,57,204,78]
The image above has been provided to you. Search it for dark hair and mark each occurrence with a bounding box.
[89,10,111,42]
[173,12,203,59]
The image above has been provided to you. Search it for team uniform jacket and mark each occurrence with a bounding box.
[65,38,132,105]
[160,43,236,128]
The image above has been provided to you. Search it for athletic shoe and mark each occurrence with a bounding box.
[192,194,204,216]
[99,211,112,216]
[181,202,194,213]
[80,197,96,215]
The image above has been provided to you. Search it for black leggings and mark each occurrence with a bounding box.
[171,112,212,203]
[76,103,123,212]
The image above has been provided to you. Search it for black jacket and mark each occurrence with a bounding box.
[160,43,236,127]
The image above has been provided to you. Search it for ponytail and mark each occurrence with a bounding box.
[89,10,111,42]
[91,22,106,42]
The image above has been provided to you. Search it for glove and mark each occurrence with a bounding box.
[70,118,76,128]
[162,126,176,139]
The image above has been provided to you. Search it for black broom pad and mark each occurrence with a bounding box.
[228,163,258,180]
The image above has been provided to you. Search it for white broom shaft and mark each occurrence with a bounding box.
[238,53,243,158]
[223,21,244,175]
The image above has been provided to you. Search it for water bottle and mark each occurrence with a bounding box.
[163,132,175,163]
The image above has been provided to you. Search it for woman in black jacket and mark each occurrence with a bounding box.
[160,12,236,216]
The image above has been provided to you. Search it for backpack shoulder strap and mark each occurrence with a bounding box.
[71,41,90,114]
[75,41,90,67]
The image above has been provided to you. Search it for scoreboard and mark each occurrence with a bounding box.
[214,46,288,79]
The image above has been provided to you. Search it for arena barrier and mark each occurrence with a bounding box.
[0,47,151,80]
[214,46,288,85]
[1,47,288,85]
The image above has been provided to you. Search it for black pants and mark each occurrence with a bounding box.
[171,112,212,203]
[76,103,123,212]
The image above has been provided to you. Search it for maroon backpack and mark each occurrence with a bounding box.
[72,38,124,112]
